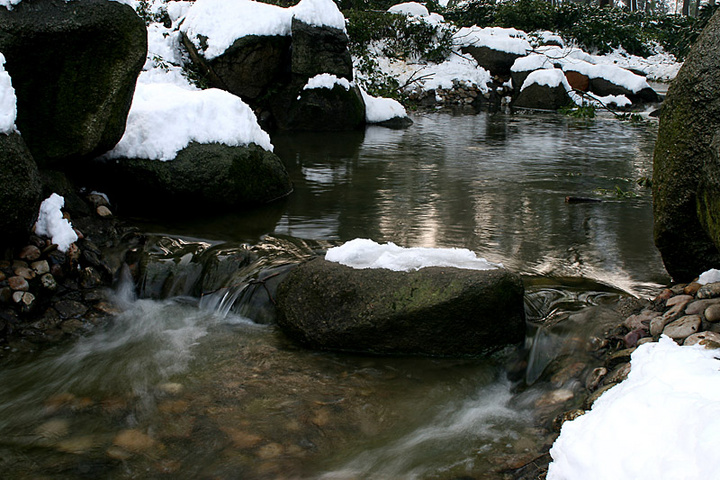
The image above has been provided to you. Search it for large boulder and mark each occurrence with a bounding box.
[275,257,526,356]
[589,77,658,104]
[0,0,146,167]
[181,33,291,102]
[0,133,41,245]
[87,143,292,212]
[291,18,353,80]
[514,69,573,110]
[653,9,720,281]
[462,45,524,77]
[272,81,366,131]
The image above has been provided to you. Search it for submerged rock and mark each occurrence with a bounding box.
[653,8,720,281]
[275,257,526,356]
[0,0,147,166]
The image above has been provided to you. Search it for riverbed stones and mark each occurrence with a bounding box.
[276,257,526,356]
[705,304,720,322]
[684,331,720,347]
[652,8,720,281]
[663,314,702,340]
[697,282,720,299]
[0,0,147,166]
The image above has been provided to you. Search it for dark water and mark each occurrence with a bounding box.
[0,111,668,479]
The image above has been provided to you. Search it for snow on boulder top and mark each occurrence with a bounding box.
[303,73,352,91]
[562,60,650,93]
[453,26,531,56]
[180,0,346,60]
[0,53,17,134]
[511,53,555,73]
[105,82,273,161]
[325,238,502,271]
[292,0,346,32]
[34,194,78,252]
[360,88,408,123]
[388,2,429,17]
[520,68,570,92]
[547,336,720,480]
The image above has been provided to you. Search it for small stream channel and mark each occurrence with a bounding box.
[0,111,668,479]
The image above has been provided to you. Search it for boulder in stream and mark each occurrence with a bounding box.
[653,8,720,281]
[0,0,147,166]
[275,257,526,356]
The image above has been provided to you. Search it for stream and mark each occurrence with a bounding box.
[0,110,669,479]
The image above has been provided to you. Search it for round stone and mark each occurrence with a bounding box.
[18,245,41,262]
[31,260,50,275]
[96,205,112,217]
[705,304,720,323]
[8,275,29,291]
[663,314,702,341]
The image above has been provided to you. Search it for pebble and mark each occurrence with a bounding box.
[8,276,29,291]
[624,309,660,330]
[113,429,157,452]
[705,304,720,322]
[684,331,720,348]
[18,245,41,262]
[535,389,574,408]
[14,266,35,280]
[31,260,50,275]
[40,273,57,291]
[697,282,720,299]
[158,382,184,395]
[666,294,693,307]
[604,362,631,385]
[686,298,720,315]
[585,367,607,391]
[54,300,88,319]
[96,205,112,217]
[684,282,702,296]
[663,314,701,341]
[12,291,24,303]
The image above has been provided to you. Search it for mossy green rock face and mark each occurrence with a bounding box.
[0,133,41,245]
[0,0,147,166]
[276,257,526,356]
[88,143,292,212]
[653,9,720,282]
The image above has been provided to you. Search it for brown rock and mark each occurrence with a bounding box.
[705,304,720,322]
[113,429,157,452]
[666,294,693,307]
[684,331,720,347]
[624,309,660,330]
[54,300,88,319]
[686,298,720,315]
[96,205,112,217]
[40,273,57,291]
[585,367,607,391]
[13,266,35,280]
[8,275,29,291]
[604,362,631,385]
[31,260,50,275]
[698,282,720,299]
[564,70,590,91]
[684,282,702,296]
[663,314,702,341]
[18,245,41,262]
[654,289,673,302]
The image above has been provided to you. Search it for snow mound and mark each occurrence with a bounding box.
[521,69,570,92]
[34,194,78,252]
[325,238,502,271]
[453,26,531,56]
[105,82,273,161]
[511,53,554,72]
[548,336,720,480]
[0,53,17,134]
[361,88,408,123]
[180,0,346,60]
[388,2,429,17]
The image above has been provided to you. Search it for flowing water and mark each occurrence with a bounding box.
[0,111,669,479]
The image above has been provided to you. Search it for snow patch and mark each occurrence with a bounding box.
[34,194,78,253]
[512,53,555,73]
[520,69,570,92]
[388,2,429,17]
[453,26,531,56]
[105,82,272,161]
[698,268,720,286]
[361,88,408,123]
[0,53,17,134]
[547,336,720,480]
[292,0,346,32]
[303,73,352,91]
[325,238,502,271]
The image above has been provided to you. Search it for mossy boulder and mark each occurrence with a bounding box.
[0,0,147,166]
[87,143,292,212]
[276,257,526,356]
[653,9,720,281]
[0,132,41,245]
[291,18,353,81]
[181,33,291,102]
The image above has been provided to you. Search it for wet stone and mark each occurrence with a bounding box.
[666,294,693,307]
[97,205,112,217]
[113,429,157,452]
[54,300,88,319]
[552,409,585,432]
[684,331,720,348]
[705,304,720,323]
[18,245,41,262]
[31,260,50,275]
[8,276,29,291]
[14,266,35,280]
[604,362,631,385]
[686,298,720,315]
[663,314,702,341]
[80,267,101,289]
[41,273,57,291]
[624,310,660,330]
[12,291,24,303]
[684,282,702,296]
[697,282,720,299]
[585,367,607,391]
[605,348,635,369]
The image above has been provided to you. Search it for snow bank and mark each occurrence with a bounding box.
[547,336,720,480]
[521,69,570,92]
[0,53,17,134]
[303,73,352,91]
[105,82,272,161]
[453,26,531,56]
[180,0,346,60]
[34,194,78,252]
[325,238,502,271]
[511,53,554,73]
[360,88,408,123]
[698,268,720,285]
